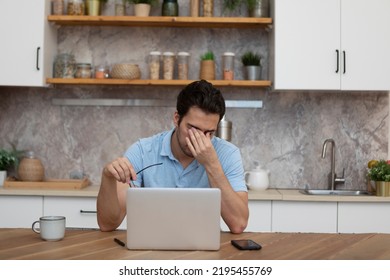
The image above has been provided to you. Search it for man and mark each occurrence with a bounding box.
[97,80,248,234]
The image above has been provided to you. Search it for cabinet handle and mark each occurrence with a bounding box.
[36,47,40,71]
[343,51,346,74]
[80,210,97,214]
[335,50,339,73]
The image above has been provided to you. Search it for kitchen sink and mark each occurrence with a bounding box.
[300,189,373,196]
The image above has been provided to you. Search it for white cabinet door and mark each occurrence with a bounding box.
[220,201,272,232]
[0,196,43,228]
[0,0,56,86]
[43,196,127,230]
[272,0,340,90]
[338,202,390,233]
[272,201,338,233]
[271,0,390,91]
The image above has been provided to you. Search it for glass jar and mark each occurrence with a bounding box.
[149,51,161,80]
[190,0,199,17]
[203,0,213,17]
[115,0,126,16]
[177,52,190,80]
[52,0,64,15]
[163,52,175,80]
[162,0,178,16]
[75,63,92,78]
[95,65,110,79]
[53,53,76,78]
[67,0,85,15]
[222,52,235,80]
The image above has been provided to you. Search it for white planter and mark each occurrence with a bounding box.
[134,4,151,17]
[0,170,6,186]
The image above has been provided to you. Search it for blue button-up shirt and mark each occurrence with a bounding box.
[124,129,247,192]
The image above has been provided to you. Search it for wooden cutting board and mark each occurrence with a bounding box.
[3,177,91,190]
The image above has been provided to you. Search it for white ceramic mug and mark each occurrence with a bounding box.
[32,216,66,241]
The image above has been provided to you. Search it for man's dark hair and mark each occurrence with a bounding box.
[176,80,225,124]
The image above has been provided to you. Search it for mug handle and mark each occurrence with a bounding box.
[32,221,40,234]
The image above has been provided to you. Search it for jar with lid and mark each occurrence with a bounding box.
[222,52,235,80]
[149,51,161,80]
[115,0,126,16]
[163,52,175,80]
[53,53,76,78]
[52,0,64,15]
[95,65,110,79]
[18,151,45,182]
[162,0,178,16]
[67,0,85,15]
[75,63,92,78]
[203,0,213,17]
[177,52,190,80]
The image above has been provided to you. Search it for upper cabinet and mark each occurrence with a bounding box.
[271,0,390,91]
[0,0,56,87]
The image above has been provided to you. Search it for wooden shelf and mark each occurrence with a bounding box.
[47,15,272,28]
[46,78,272,87]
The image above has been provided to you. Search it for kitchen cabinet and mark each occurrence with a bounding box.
[271,0,390,91]
[0,0,56,87]
[46,15,272,88]
[0,196,42,228]
[338,202,390,233]
[272,201,338,233]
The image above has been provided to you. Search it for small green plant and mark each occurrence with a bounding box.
[223,0,242,12]
[201,51,215,61]
[368,160,390,182]
[245,0,258,10]
[241,51,261,66]
[0,149,17,171]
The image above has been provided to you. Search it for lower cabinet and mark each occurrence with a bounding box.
[0,196,43,228]
[272,201,338,233]
[43,196,127,230]
[338,202,390,233]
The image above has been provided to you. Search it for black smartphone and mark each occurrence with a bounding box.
[231,239,262,250]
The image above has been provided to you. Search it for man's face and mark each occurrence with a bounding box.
[173,107,220,158]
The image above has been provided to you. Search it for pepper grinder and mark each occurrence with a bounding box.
[216,115,232,142]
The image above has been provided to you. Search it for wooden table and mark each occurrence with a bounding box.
[1,229,390,260]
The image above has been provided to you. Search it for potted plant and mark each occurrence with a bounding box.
[245,0,269,18]
[199,51,215,80]
[86,0,108,16]
[241,51,261,80]
[367,159,390,196]
[222,0,242,17]
[0,149,17,186]
[126,0,158,16]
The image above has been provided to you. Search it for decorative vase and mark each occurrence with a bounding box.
[248,0,269,18]
[200,60,215,80]
[375,181,390,197]
[0,170,6,186]
[18,152,45,182]
[87,0,102,16]
[134,3,151,17]
[244,65,262,80]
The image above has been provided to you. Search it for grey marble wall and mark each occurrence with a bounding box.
[0,1,388,190]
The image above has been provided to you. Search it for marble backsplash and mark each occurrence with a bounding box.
[0,1,388,190]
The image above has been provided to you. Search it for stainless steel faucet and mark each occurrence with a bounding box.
[321,139,345,190]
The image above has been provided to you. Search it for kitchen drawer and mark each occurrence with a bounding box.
[0,196,43,228]
[43,196,127,230]
[272,201,338,233]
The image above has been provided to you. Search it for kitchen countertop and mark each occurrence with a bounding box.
[1,185,390,202]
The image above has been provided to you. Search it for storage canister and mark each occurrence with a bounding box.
[53,53,76,78]
[190,0,199,17]
[67,0,85,15]
[149,51,161,80]
[163,52,175,80]
[52,0,64,15]
[222,52,235,80]
[75,63,92,78]
[177,52,190,80]
[162,0,179,16]
[203,0,213,17]
[95,65,110,79]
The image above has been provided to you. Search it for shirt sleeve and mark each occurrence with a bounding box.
[123,141,144,187]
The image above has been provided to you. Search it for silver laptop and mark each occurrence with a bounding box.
[126,187,221,251]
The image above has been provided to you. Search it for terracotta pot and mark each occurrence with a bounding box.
[134,3,151,17]
[200,60,215,80]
